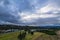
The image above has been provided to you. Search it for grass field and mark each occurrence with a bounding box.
[0,31,43,40]
[0,30,58,40]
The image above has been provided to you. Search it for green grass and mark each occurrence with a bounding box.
[0,31,42,40]
[0,30,57,40]
[0,31,20,40]
[25,32,43,40]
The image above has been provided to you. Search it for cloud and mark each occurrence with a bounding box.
[0,0,60,26]
[18,0,60,26]
[0,20,15,24]
[0,0,20,24]
[19,4,60,23]
[36,4,53,13]
[0,1,4,7]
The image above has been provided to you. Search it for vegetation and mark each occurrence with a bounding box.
[0,31,42,40]
[0,25,60,40]
[0,31,20,40]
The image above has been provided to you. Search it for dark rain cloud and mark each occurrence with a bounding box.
[0,0,60,26]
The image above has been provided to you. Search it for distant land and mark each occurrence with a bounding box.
[0,24,60,30]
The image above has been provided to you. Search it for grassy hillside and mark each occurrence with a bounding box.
[0,31,42,40]
[0,31,58,40]
[0,31,20,40]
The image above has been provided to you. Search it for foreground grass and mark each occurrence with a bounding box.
[25,32,43,40]
[0,30,57,40]
[0,31,20,40]
[0,31,42,40]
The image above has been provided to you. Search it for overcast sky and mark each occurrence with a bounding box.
[0,0,60,26]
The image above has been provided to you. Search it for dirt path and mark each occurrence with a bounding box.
[56,30,60,40]
[35,30,60,40]
[35,34,58,40]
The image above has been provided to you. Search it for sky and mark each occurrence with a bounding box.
[0,0,60,26]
